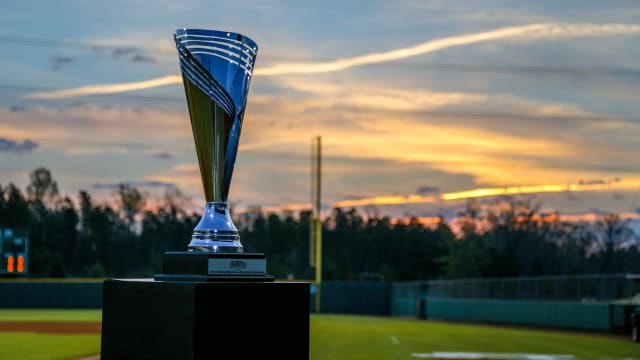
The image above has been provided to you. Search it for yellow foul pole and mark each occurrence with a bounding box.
[310,135,322,313]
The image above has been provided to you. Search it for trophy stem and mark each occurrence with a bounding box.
[189,202,243,253]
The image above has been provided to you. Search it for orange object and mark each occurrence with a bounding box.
[7,256,14,273]
[17,255,24,273]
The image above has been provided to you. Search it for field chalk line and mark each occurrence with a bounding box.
[390,335,400,345]
[410,352,575,360]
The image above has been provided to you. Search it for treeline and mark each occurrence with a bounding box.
[0,168,198,277]
[1,168,640,280]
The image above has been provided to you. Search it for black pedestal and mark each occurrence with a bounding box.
[101,279,310,359]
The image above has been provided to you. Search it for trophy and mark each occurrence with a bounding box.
[101,29,307,360]
[155,28,270,281]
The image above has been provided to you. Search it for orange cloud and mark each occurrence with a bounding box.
[334,195,437,208]
[441,180,623,200]
[330,178,639,208]
[0,105,192,152]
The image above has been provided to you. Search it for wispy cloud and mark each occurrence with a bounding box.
[25,22,640,99]
[130,54,156,63]
[334,195,439,208]
[255,23,640,76]
[0,137,38,153]
[92,180,177,189]
[417,185,441,195]
[112,47,138,58]
[272,80,488,111]
[150,151,172,160]
[110,47,157,63]
[9,106,27,113]
[147,163,202,197]
[332,178,636,208]
[0,105,191,151]
[64,146,128,156]
[26,75,181,99]
[50,55,74,71]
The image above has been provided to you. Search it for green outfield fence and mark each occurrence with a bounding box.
[313,281,391,315]
[425,298,612,331]
[0,281,103,308]
[389,273,640,333]
[390,274,639,318]
[391,281,428,317]
[1,274,638,334]
[0,280,392,315]
[427,273,635,301]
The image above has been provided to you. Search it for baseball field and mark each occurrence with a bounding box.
[0,310,637,360]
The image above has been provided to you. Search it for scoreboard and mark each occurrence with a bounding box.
[0,228,28,275]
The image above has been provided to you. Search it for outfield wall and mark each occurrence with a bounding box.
[425,298,611,331]
[389,291,629,332]
[0,280,633,334]
[391,281,426,317]
[316,281,390,315]
[0,282,102,308]
[0,280,392,315]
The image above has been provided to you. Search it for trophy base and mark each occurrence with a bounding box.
[154,251,274,282]
[188,202,243,253]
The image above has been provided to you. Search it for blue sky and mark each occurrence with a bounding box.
[2,1,640,218]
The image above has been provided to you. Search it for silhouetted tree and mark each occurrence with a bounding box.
[594,213,634,272]
[117,184,146,226]
[26,167,59,205]
[0,183,31,229]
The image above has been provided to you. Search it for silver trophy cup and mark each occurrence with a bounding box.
[175,28,258,253]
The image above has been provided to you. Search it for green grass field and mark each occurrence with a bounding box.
[312,315,638,360]
[0,309,101,360]
[0,310,638,360]
[0,333,99,360]
[0,309,101,322]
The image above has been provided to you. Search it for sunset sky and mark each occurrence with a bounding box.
[2,1,640,218]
